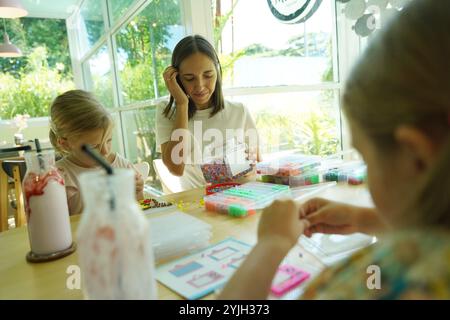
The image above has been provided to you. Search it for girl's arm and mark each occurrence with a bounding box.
[218,200,309,300]
[300,198,389,237]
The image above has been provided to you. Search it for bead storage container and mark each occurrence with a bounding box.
[201,138,253,184]
[288,168,324,187]
[257,154,322,187]
[260,168,326,188]
[323,162,367,185]
[256,154,321,177]
[205,182,241,195]
[149,211,212,263]
[204,182,291,217]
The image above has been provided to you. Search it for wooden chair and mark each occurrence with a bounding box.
[152,159,183,194]
[0,146,30,232]
[133,161,150,181]
[0,160,27,232]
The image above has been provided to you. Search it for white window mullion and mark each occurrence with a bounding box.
[335,1,363,154]
[181,0,214,44]
[224,83,342,97]
[66,8,84,89]
[103,0,126,155]
[331,0,340,83]
[103,0,120,109]
[336,1,362,86]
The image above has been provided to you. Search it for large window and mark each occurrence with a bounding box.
[229,90,340,156]
[68,0,383,191]
[120,106,160,188]
[216,0,336,87]
[1,0,404,192]
[212,0,340,157]
[72,0,342,191]
[109,0,136,25]
[114,0,184,105]
[78,0,106,56]
[0,17,75,147]
[72,0,185,190]
[82,45,113,107]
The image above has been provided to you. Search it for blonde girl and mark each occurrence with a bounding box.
[49,90,144,215]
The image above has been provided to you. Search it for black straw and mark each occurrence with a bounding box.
[34,139,42,153]
[35,139,45,172]
[81,144,114,175]
[81,144,116,210]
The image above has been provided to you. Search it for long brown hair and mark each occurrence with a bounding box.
[162,35,225,120]
[343,0,450,228]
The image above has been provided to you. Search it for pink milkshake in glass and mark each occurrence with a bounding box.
[23,149,75,261]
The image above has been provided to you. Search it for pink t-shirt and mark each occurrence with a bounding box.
[56,154,134,215]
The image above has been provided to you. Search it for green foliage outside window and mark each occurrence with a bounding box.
[0,46,74,120]
[0,18,74,120]
[115,0,181,104]
[1,1,340,162]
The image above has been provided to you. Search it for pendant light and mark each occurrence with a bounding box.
[0,0,28,18]
[0,18,22,57]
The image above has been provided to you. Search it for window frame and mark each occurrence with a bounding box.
[66,0,361,161]
[215,0,345,156]
[67,0,194,157]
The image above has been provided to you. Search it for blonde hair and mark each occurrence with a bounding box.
[343,0,450,228]
[49,90,113,155]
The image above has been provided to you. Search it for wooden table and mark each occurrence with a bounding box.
[0,183,372,299]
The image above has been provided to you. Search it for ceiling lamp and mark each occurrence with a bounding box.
[0,18,22,57]
[0,0,28,18]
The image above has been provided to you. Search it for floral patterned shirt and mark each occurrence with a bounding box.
[301,229,450,299]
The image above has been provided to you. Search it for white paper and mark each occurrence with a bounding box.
[156,238,253,300]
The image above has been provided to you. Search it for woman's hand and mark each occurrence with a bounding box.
[299,198,387,236]
[163,66,189,107]
[258,199,310,251]
[245,146,258,166]
[239,146,258,179]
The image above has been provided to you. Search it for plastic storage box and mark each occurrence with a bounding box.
[256,154,321,177]
[289,168,324,187]
[323,162,367,185]
[257,154,322,187]
[204,182,291,217]
[149,211,212,262]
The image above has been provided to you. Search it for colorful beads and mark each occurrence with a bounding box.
[201,159,252,184]
[323,166,367,185]
[205,182,241,195]
[138,198,172,211]
[203,182,290,218]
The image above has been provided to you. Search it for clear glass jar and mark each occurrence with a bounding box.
[23,150,73,257]
[77,168,157,299]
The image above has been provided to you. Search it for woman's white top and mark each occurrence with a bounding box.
[156,100,259,191]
